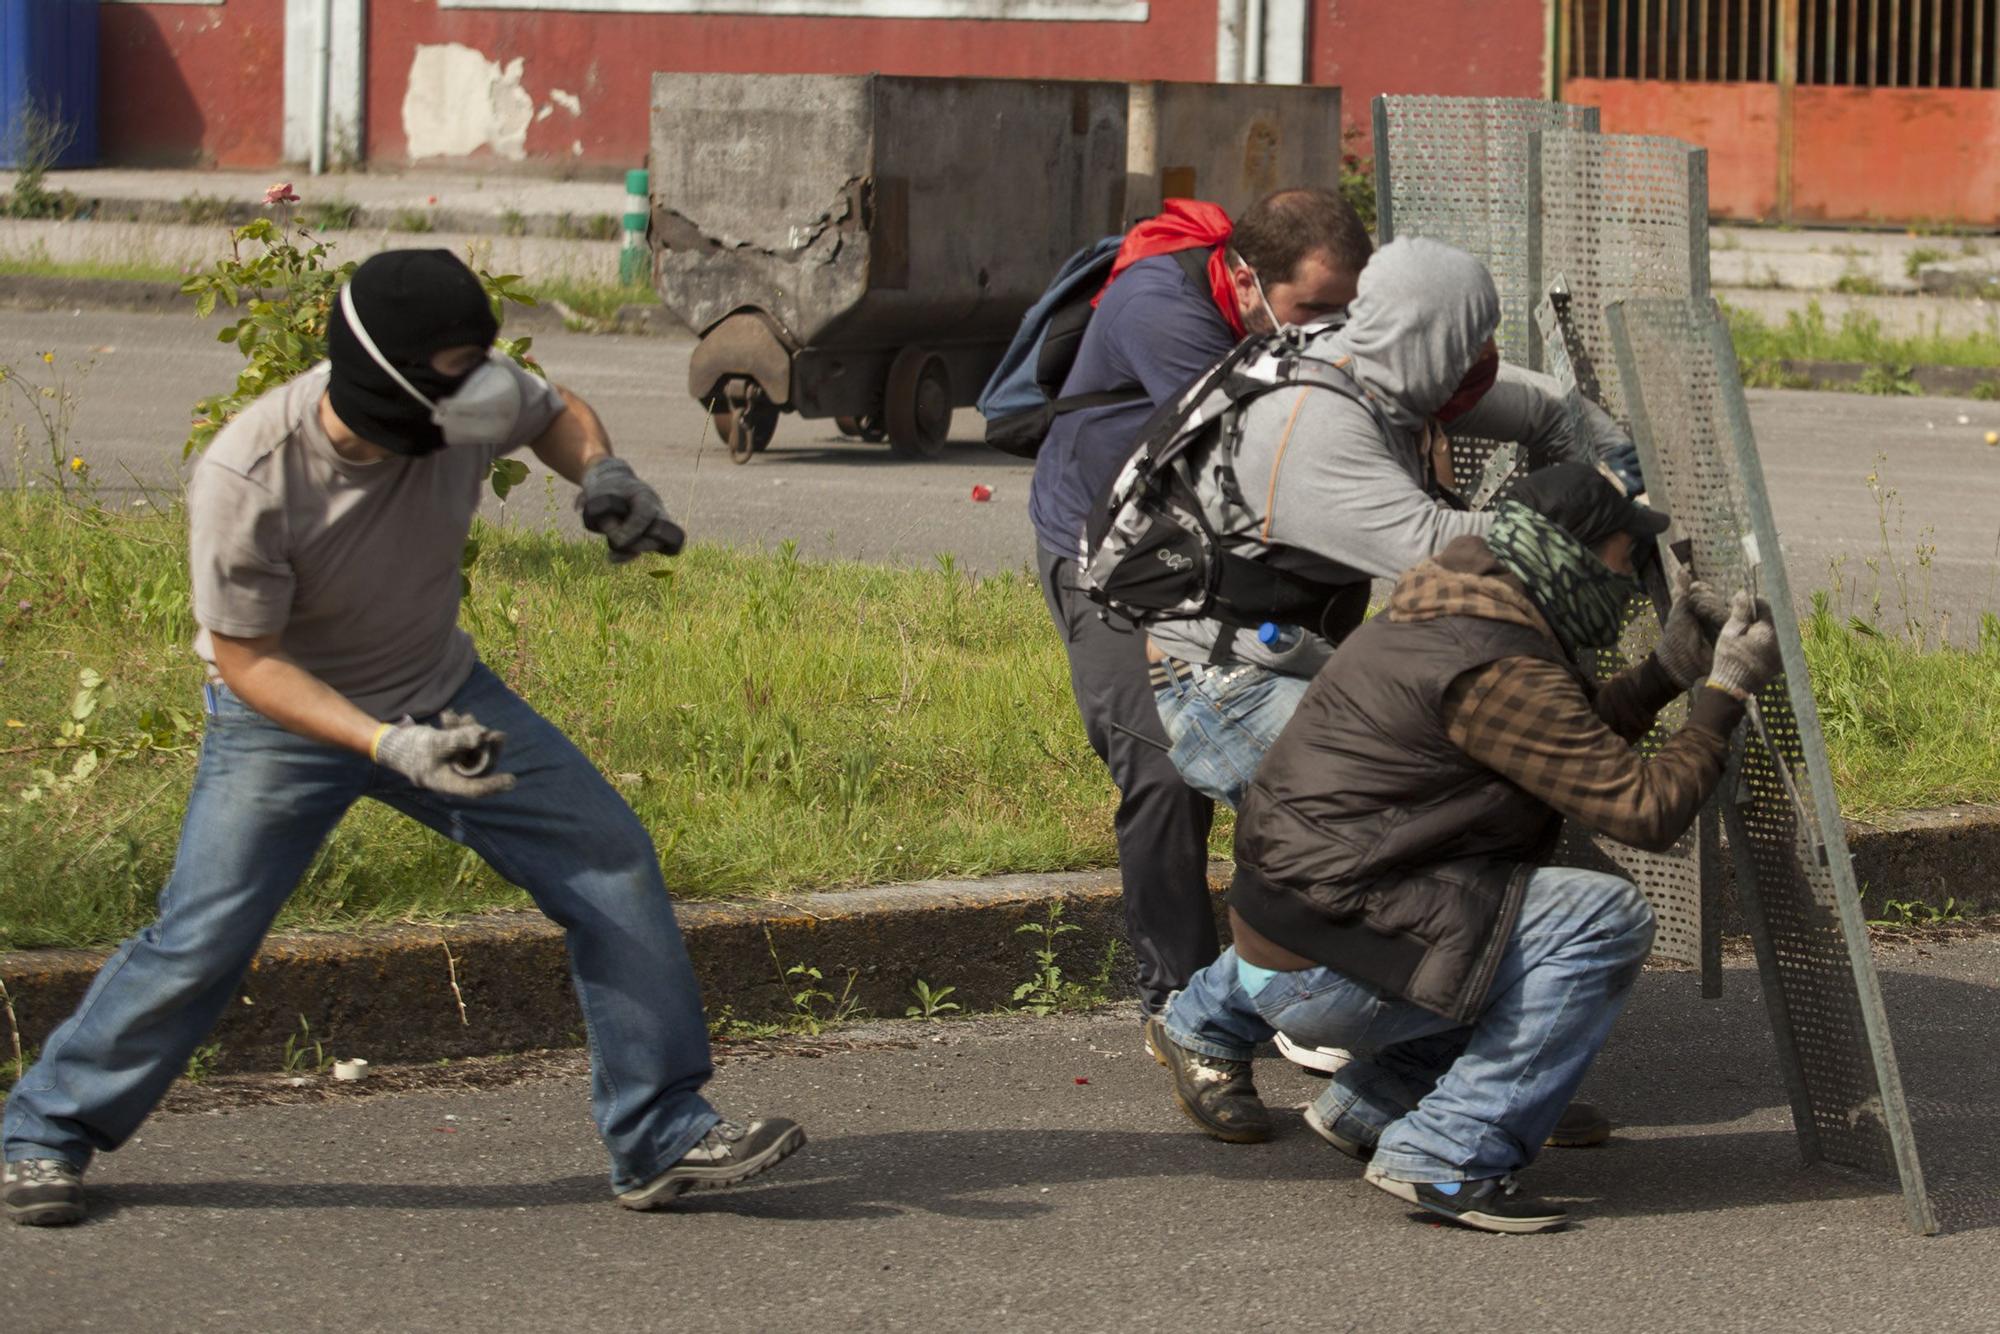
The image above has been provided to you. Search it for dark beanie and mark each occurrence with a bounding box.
[326,249,500,455]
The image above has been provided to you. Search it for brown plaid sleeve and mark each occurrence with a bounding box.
[1443,658,1744,853]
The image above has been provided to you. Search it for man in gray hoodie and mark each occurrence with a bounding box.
[1149,237,1629,813]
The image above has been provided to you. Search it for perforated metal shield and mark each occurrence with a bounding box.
[1529,129,1709,428]
[1371,95,1599,367]
[1608,296,1937,1236]
[1531,286,1721,987]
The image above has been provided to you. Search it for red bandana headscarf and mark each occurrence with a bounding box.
[1094,198,1246,339]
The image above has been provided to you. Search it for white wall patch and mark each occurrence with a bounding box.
[402,45,536,161]
[550,89,583,116]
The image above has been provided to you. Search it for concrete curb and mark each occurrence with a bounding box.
[4,805,1997,1075]
[0,273,682,339]
[59,195,629,244]
[0,866,1221,1075]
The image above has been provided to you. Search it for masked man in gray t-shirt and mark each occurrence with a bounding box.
[2,251,803,1230]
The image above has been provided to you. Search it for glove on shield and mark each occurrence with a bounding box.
[578,458,685,563]
[1655,565,1731,688]
[1707,590,1783,701]
[373,712,515,798]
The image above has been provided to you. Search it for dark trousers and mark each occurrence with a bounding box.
[1037,546,1218,1014]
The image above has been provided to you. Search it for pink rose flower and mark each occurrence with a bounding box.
[264,182,300,206]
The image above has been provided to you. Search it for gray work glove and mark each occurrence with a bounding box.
[373,712,516,798]
[1655,565,1731,689]
[1706,590,1783,700]
[578,457,685,564]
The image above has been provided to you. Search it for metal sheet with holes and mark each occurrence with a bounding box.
[1532,287,1719,984]
[1371,95,1599,367]
[1608,296,1937,1235]
[1529,129,1709,428]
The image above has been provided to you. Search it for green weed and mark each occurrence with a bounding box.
[280,1014,333,1075]
[1904,246,1950,280]
[184,1042,222,1084]
[1867,896,1963,929]
[905,979,960,1020]
[391,209,435,235]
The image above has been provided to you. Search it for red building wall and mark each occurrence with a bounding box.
[100,0,285,166]
[1310,0,1549,147]
[364,7,1216,166]
[93,2,1559,171]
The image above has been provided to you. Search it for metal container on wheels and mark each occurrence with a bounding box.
[650,73,1128,461]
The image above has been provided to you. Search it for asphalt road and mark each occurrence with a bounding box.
[5,308,1998,637]
[4,935,1997,1332]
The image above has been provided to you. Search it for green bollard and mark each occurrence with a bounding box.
[619,167,649,288]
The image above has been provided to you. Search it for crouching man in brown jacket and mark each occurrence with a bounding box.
[1147,464,1783,1233]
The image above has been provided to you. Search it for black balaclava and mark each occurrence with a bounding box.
[326,249,500,456]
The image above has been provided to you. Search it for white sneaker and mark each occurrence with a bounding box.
[1274,1030,1353,1077]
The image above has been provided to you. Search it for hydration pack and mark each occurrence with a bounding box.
[1077,323,1392,635]
[977,242,1212,460]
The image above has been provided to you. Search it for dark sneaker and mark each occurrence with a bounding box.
[4,1158,85,1227]
[617,1117,806,1210]
[1365,1163,1568,1234]
[1147,1017,1272,1144]
[1546,1101,1612,1148]
[1301,1101,1373,1163]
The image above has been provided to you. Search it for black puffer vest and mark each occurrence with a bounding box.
[1229,585,1585,1023]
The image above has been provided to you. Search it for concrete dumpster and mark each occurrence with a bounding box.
[650,73,1128,460]
[650,74,1345,461]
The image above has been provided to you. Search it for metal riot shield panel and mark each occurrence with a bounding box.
[1534,284,1724,988]
[1607,296,1938,1236]
[1529,128,1710,429]
[1371,95,1599,369]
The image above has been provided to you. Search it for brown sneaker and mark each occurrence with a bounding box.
[1147,1017,1273,1144]
[1546,1101,1612,1148]
[617,1117,806,1210]
[4,1158,85,1228]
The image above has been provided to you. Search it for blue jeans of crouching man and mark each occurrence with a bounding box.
[1153,660,1311,811]
[1164,867,1656,1183]
[4,662,720,1195]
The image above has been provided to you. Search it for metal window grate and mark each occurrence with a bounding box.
[1607,295,1938,1236]
[1568,0,1999,88]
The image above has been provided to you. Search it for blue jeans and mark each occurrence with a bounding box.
[1165,866,1655,1183]
[1153,660,1311,810]
[4,662,720,1194]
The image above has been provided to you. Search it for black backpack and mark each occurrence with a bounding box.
[1077,323,1393,636]
[978,243,1214,460]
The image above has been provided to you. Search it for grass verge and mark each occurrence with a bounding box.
[0,489,1153,951]
[4,487,1999,949]
[0,256,659,322]
[1726,298,2000,394]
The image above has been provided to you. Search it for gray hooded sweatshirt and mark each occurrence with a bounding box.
[1146,237,1625,674]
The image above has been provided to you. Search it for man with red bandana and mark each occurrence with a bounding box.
[1031,189,1373,1041]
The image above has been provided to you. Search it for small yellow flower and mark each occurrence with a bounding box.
[4,719,25,729]
[69,455,86,473]
[41,351,53,364]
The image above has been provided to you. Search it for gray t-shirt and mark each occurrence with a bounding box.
[187,360,564,720]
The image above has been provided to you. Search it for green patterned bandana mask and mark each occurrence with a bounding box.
[1486,500,1642,654]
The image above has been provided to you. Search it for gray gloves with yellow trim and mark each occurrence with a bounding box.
[1707,590,1784,701]
[373,710,515,798]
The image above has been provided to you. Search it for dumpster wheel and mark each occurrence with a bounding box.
[834,414,888,443]
[709,380,779,464]
[884,347,952,459]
